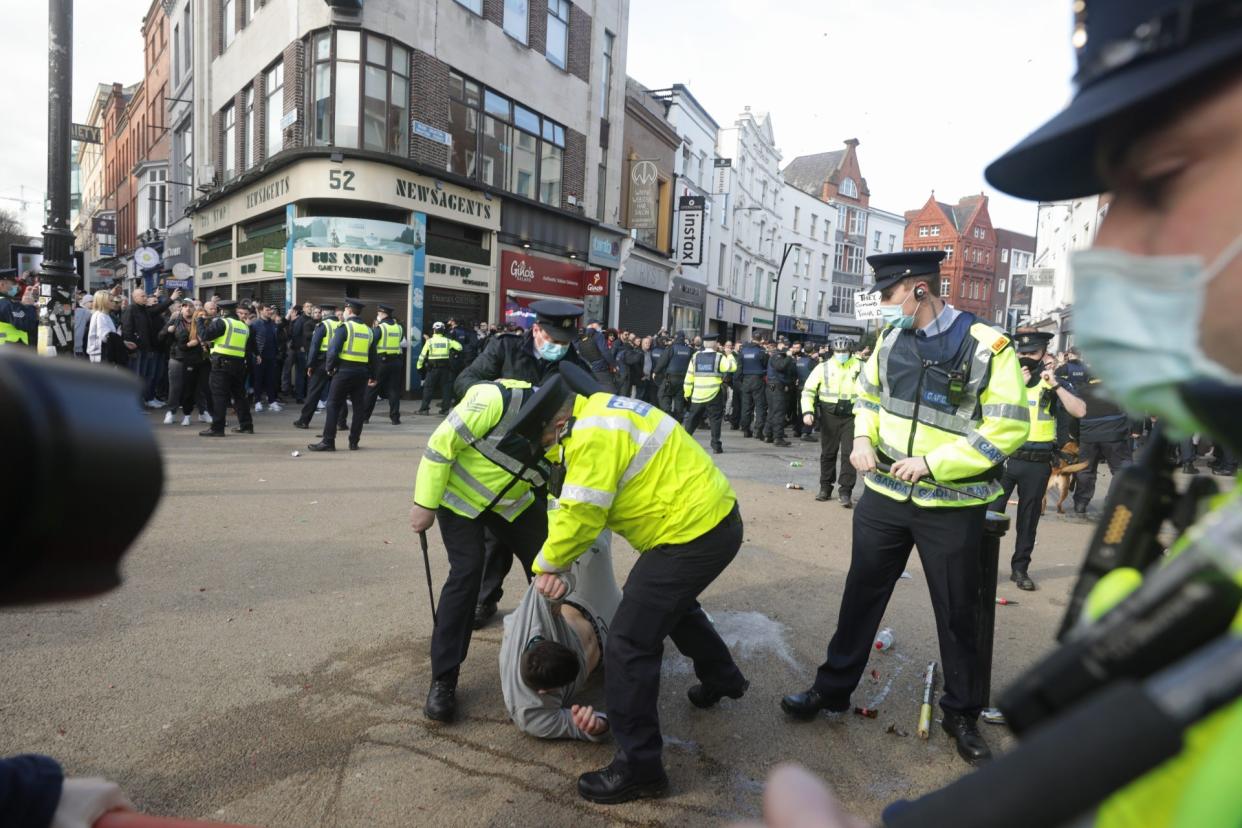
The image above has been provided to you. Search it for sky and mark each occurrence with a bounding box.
[2,0,1077,237]
[626,0,1078,234]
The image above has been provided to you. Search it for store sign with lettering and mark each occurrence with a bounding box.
[426,256,494,290]
[677,196,705,266]
[501,251,608,299]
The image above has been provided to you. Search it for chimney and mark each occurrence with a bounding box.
[845,138,860,148]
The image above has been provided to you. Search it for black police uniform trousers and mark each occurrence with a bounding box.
[477,527,527,607]
[207,356,253,433]
[607,504,746,779]
[320,368,369,447]
[1073,439,1133,511]
[683,391,725,451]
[299,362,347,429]
[740,375,767,435]
[420,361,452,414]
[658,374,687,421]
[790,386,809,437]
[764,383,789,440]
[998,456,1052,573]
[431,503,548,683]
[818,405,857,495]
[812,489,986,718]
[364,356,403,422]
[727,374,743,427]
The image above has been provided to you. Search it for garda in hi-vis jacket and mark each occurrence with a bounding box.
[413,380,550,522]
[1023,380,1059,445]
[532,393,736,574]
[801,356,862,414]
[856,317,1029,507]
[417,332,462,368]
[683,349,738,404]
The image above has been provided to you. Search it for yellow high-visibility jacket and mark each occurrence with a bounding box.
[801,356,861,414]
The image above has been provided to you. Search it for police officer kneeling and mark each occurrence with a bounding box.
[308,298,378,452]
[781,250,1029,767]
[199,299,256,437]
[521,363,748,804]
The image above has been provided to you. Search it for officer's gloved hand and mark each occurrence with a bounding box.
[52,777,132,828]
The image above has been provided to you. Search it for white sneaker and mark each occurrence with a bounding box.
[269,402,283,412]
[203,412,213,424]
[163,411,175,425]
[198,412,208,423]
[255,402,265,412]
[146,400,164,409]
[181,415,191,426]
[317,401,326,410]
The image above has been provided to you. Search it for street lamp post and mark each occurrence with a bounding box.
[771,241,801,336]
[40,0,76,354]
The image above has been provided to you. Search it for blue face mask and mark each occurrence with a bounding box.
[1071,231,1242,437]
[537,339,569,361]
[4,285,17,298]
[835,352,850,363]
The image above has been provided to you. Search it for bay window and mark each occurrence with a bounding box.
[307,29,409,156]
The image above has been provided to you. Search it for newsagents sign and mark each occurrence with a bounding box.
[192,157,500,237]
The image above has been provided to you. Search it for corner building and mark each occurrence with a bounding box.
[188,0,629,388]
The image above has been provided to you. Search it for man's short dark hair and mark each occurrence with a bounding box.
[520,639,580,690]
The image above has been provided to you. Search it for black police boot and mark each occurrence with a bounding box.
[763,436,774,443]
[729,423,739,431]
[199,428,224,437]
[801,434,816,442]
[713,444,723,455]
[773,438,792,447]
[292,420,309,429]
[424,680,457,723]
[780,688,846,721]
[815,488,831,502]
[391,416,401,425]
[1181,462,1198,475]
[473,601,498,630]
[231,425,254,434]
[839,493,853,509]
[348,442,360,451]
[942,711,993,766]
[742,430,753,438]
[307,441,335,452]
[577,760,668,805]
[687,679,749,709]
[1011,569,1036,591]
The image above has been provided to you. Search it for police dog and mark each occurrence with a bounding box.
[1044,442,1090,515]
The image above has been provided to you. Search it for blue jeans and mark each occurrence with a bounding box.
[131,350,160,401]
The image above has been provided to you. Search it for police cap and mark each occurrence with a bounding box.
[377,304,394,315]
[319,303,337,312]
[867,250,947,293]
[343,298,365,312]
[699,332,720,343]
[530,299,584,343]
[217,299,238,310]
[1014,330,1055,354]
[987,0,1242,201]
[507,375,573,444]
[0,268,15,281]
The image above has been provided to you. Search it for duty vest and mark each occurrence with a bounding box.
[650,345,666,368]
[801,357,861,414]
[739,344,765,375]
[210,317,249,359]
[532,392,736,575]
[576,332,608,371]
[339,318,373,363]
[318,318,341,352]
[377,321,402,356]
[421,333,454,364]
[1024,382,1057,445]
[0,320,29,345]
[855,317,1029,508]
[665,343,693,375]
[413,380,549,521]
[684,350,734,404]
[794,355,815,384]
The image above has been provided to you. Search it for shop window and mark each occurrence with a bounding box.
[237,213,287,257]
[447,70,568,206]
[200,230,233,265]
[306,28,410,156]
[426,216,491,266]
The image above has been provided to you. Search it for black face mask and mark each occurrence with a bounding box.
[1019,357,1043,387]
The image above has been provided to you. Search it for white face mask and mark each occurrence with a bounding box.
[1070,229,1242,436]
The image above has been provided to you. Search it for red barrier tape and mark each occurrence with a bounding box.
[95,812,255,828]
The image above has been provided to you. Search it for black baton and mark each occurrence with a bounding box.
[419,530,437,625]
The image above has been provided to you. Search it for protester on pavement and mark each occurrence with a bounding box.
[122,287,182,406]
[86,290,119,364]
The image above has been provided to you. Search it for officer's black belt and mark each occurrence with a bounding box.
[1012,449,1054,463]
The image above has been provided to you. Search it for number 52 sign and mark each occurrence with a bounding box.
[677,196,705,267]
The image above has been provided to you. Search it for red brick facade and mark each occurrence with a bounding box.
[902,194,996,319]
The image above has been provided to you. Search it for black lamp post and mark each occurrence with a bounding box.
[40,0,76,354]
[771,241,801,334]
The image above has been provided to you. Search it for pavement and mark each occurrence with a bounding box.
[1,399,1132,826]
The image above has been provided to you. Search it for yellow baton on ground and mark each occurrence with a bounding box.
[918,661,937,739]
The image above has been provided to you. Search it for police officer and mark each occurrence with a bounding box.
[364,304,405,425]
[801,338,862,506]
[408,379,552,722]
[736,337,768,437]
[763,342,796,447]
[781,250,1028,767]
[791,342,817,441]
[1055,346,1089,446]
[308,299,378,452]
[453,299,593,629]
[654,333,694,420]
[521,364,748,804]
[996,329,1086,590]
[417,321,462,415]
[198,299,257,437]
[682,333,736,455]
[0,269,39,348]
[575,320,615,392]
[292,303,344,431]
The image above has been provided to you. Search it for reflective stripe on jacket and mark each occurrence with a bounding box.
[416,333,461,368]
[210,317,249,359]
[412,380,546,521]
[854,318,1029,507]
[339,319,373,363]
[377,321,402,355]
[532,393,736,574]
[318,318,342,352]
[683,350,737,403]
[801,357,861,413]
[1024,381,1058,444]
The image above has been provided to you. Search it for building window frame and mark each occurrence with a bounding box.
[264,60,284,159]
[223,0,235,47]
[242,86,255,172]
[546,0,570,70]
[306,28,409,156]
[222,102,236,180]
[599,30,614,118]
[453,0,483,14]
[503,0,528,43]
[840,177,858,198]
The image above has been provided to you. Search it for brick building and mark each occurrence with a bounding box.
[991,227,1035,329]
[902,193,996,319]
[187,0,630,376]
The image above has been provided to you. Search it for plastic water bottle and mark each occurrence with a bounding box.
[874,628,894,651]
